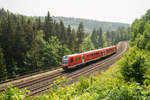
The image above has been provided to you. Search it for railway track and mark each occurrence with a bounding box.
[0,66,62,85]
[0,69,63,92]
[28,41,128,96]
[0,41,128,97]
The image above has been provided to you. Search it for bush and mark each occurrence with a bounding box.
[0,85,30,100]
[120,47,149,83]
[104,81,150,100]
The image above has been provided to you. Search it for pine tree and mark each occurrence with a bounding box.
[25,27,42,71]
[14,21,28,73]
[36,17,42,30]
[70,28,76,53]
[91,28,97,48]
[55,23,60,38]
[0,13,17,77]
[98,27,104,47]
[76,22,85,52]
[43,11,53,41]
[59,20,67,44]
[66,25,72,46]
[0,48,7,81]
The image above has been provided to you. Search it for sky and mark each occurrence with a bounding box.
[0,0,150,24]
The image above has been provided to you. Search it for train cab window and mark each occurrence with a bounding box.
[63,56,68,65]
[71,58,73,63]
[92,54,93,56]
[87,55,88,58]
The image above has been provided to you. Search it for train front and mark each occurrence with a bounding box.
[62,55,69,71]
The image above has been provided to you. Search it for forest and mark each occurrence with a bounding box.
[52,16,129,32]
[0,8,130,82]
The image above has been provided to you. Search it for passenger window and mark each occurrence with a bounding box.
[71,58,73,63]
[79,57,81,60]
[87,55,88,58]
[75,58,78,61]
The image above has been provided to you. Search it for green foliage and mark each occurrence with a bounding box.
[76,22,85,52]
[91,28,99,48]
[130,9,150,50]
[40,36,65,67]
[91,26,130,48]
[120,47,149,83]
[43,11,53,41]
[98,27,104,47]
[134,34,145,49]
[103,81,150,100]
[0,85,30,100]
[24,31,44,70]
[131,22,150,50]
[0,48,7,81]
[52,16,129,32]
[143,9,150,21]
[75,76,90,94]
[25,34,67,69]
[82,34,95,51]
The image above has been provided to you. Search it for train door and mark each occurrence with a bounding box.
[82,55,84,63]
[103,50,105,56]
[70,58,74,66]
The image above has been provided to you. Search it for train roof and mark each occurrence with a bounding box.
[63,45,116,57]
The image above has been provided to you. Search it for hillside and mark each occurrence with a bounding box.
[52,16,130,32]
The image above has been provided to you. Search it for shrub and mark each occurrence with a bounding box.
[120,47,149,83]
[104,81,150,100]
[0,85,30,100]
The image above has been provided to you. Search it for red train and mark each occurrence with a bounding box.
[62,45,117,71]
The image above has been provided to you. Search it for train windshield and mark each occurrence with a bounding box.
[62,56,68,65]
